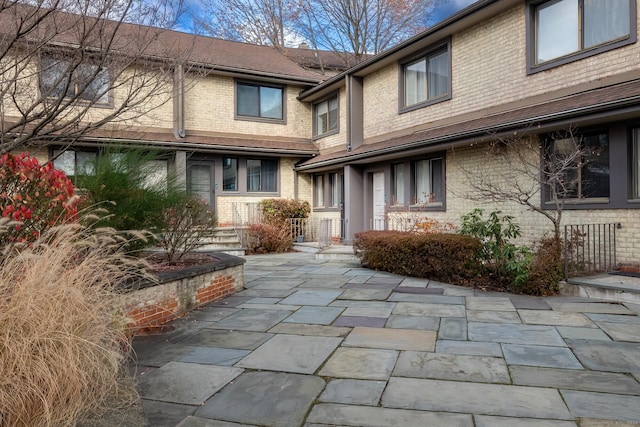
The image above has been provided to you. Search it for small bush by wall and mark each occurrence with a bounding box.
[246,223,292,254]
[353,231,482,285]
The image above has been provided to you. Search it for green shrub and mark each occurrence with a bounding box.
[246,223,292,254]
[353,231,482,284]
[75,149,184,252]
[515,236,563,295]
[459,208,531,288]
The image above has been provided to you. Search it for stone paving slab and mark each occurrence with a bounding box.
[439,318,468,340]
[585,313,640,324]
[561,390,640,423]
[284,306,344,325]
[385,314,440,330]
[394,351,510,383]
[181,329,273,350]
[211,309,291,331]
[468,322,567,346]
[318,379,386,406]
[518,310,596,327]
[508,297,551,310]
[194,371,325,426]
[176,416,255,426]
[141,400,196,427]
[341,304,395,317]
[235,288,295,298]
[510,365,640,395]
[474,415,577,427]
[382,378,573,419]
[393,286,444,294]
[333,315,387,328]
[467,309,522,324]
[307,403,473,427]
[268,322,351,337]
[555,326,612,341]
[435,340,503,357]
[178,347,250,366]
[343,327,436,351]
[337,288,392,301]
[397,277,431,287]
[280,289,343,306]
[393,302,466,317]
[388,293,465,304]
[236,303,300,311]
[567,339,640,373]
[187,307,239,322]
[546,302,634,314]
[597,321,640,342]
[318,347,398,380]
[137,362,243,405]
[237,334,342,374]
[502,344,583,369]
[466,297,516,311]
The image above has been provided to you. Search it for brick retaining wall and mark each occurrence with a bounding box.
[117,252,245,334]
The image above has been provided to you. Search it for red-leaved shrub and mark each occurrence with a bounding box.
[0,152,77,244]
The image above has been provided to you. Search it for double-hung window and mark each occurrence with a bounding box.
[392,163,405,205]
[529,0,635,71]
[313,172,343,209]
[544,131,610,202]
[247,159,277,192]
[314,94,338,137]
[401,41,451,111]
[413,157,444,205]
[236,81,284,121]
[52,149,97,178]
[41,54,110,104]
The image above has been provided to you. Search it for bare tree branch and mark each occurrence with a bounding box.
[0,0,194,155]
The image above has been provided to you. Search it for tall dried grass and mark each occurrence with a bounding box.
[0,218,150,427]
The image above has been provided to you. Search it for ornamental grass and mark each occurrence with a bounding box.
[0,218,149,427]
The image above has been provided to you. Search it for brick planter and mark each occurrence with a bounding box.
[117,252,245,334]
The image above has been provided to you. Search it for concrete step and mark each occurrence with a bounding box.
[292,243,358,261]
[560,273,640,304]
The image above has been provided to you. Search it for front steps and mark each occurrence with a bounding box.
[293,242,358,261]
[560,273,640,304]
[197,226,245,256]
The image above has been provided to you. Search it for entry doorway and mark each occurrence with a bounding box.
[187,161,215,210]
[372,171,385,230]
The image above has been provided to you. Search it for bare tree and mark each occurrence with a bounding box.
[194,0,440,65]
[0,0,190,155]
[454,128,604,242]
[299,0,440,64]
[192,0,301,50]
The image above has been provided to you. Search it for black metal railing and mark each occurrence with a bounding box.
[563,223,620,279]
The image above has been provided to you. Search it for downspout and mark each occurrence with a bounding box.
[173,63,186,139]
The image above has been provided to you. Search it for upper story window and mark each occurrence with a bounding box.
[400,41,451,112]
[41,54,110,104]
[314,93,339,137]
[528,0,636,72]
[544,130,610,202]
[236,81,284,122]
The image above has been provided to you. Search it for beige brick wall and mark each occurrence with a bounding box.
[363,4,640,140]
[215,157,301,224]
[389,142,640,264]
[184,74,312,138]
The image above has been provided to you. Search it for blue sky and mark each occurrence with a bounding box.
[176,0,480,40]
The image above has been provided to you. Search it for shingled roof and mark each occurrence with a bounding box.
[0,3,324,84]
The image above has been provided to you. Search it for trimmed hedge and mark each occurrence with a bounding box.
[353,231,482,284]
